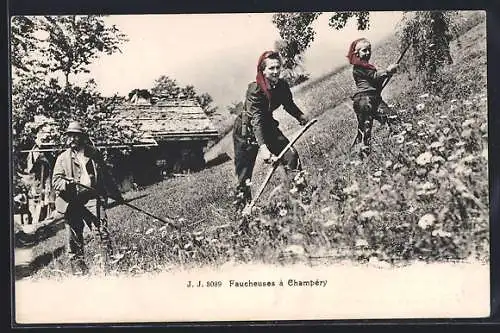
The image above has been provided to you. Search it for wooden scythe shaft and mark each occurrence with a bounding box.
[381,43,411,90]
[61,176,179,229]
[245,118,318,213]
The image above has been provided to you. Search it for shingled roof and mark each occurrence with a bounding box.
[114,99,219,142]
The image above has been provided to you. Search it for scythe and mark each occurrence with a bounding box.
[242,118,318,216]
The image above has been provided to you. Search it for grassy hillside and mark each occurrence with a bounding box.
[29,12,488,278]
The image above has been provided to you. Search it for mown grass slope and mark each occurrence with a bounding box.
[30,12,488,279]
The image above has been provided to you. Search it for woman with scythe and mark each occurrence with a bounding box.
[232,51,310,213]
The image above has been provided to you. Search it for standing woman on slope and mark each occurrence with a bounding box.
[232,51,310,212]
[347,37,399,158]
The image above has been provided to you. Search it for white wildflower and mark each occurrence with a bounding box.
[403,123,413,131]
[418,213,436,229]
[343,182,359,196]
[291,233,305,242]
[448,148,465,161]
[393,163,404,170]
[431,155,445,164]
[381,184,393,192]
[395,135,405,144]
[416,182,437,196]
[320,206,332,214]
[454,164,472,177]
[480,123,487,133]
[355,239,369,248]
[482,149,488,160]
[359,210,380,221]
[431,229,452,238]
[284,245,305,256]
[430,141,444,150]
[416,152,433,166]
[462,119,476,127]
[415,103,426,111]
[322,219,337,227]
[461,154,475,163]
[461,129,472,138]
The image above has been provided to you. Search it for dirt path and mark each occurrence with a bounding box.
[15,261,489,323]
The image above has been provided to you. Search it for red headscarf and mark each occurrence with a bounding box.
[256,51,279,100]
[346,38,376,70]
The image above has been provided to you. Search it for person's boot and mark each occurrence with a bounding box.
[359,145,371,160]
[233,182,252,215]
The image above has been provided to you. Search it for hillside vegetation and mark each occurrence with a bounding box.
[30,13,488,278]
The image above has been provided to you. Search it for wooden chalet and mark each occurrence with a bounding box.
[112,98,219,186]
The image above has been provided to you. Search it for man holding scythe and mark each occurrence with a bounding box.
[52,121,124,275]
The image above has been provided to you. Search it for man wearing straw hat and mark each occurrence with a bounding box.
[52,120,124,275]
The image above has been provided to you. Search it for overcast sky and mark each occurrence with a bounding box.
[83,12,403,107]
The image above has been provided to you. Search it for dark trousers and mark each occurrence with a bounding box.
[65,200,111,261]
[233,116,301,204]
[352,93,393,148]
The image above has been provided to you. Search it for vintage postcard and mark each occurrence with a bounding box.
[11,11,490,324]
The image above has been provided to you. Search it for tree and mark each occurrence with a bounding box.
[150,75,181,98]
[397,11,457,87]
[227,101,244,115]
[272,12,322,70]
[36,16,128,86]
[128,88,152,101]
[196,93,217,116]
[273,39,310,87]
[11,15,133,158]
[327,11,370,30]
[11,16,39,73]
[180,85,197,99]
[272,12,369,87]
[150,75,218,117]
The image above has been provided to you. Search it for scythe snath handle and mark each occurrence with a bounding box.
[61,176,180,229]
[242,118,318,216]
[381,42,411,91]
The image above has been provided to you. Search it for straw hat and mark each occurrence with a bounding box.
[65,121,86,135]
